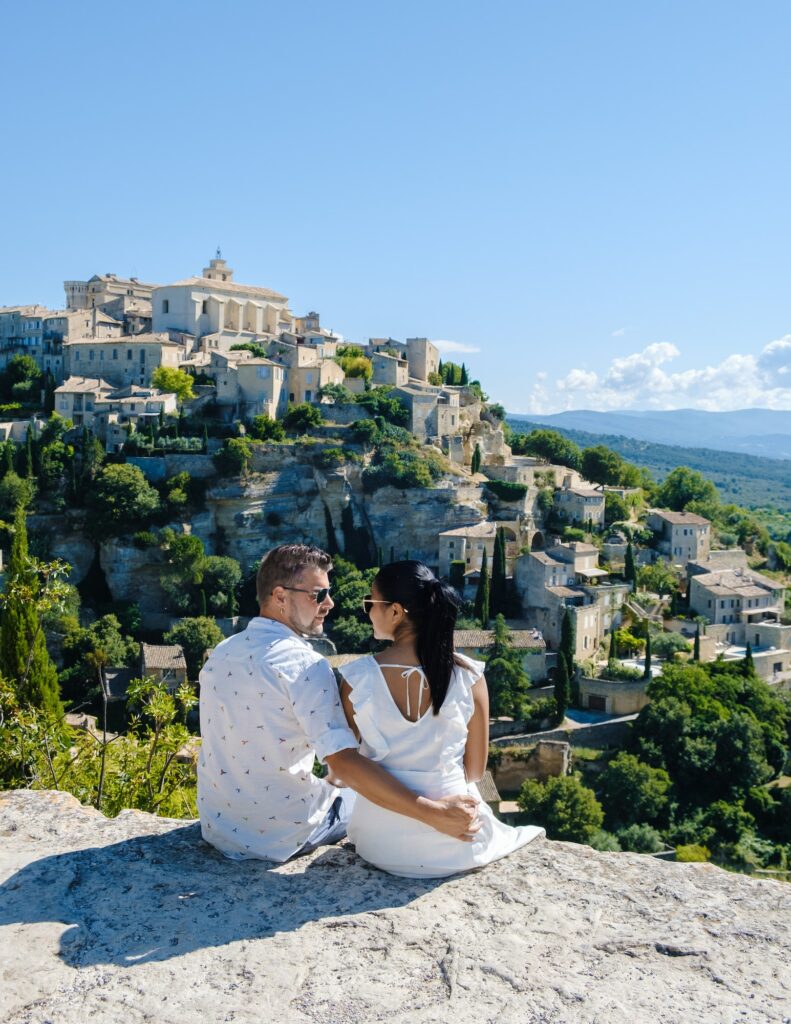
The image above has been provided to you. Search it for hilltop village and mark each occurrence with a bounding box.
[1,257,789,871]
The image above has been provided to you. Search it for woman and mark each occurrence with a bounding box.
[338,560,544,878]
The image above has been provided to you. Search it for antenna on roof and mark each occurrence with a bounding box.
[216,245,222,260]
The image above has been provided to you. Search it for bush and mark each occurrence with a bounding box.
[601,659,643,681]
[85,464,160,539]
[282,403,324,432]
[133,530,159,549]
[485,480,528,502]
[248,415,286,442]
[616,823,665,853]
[314,447,346,469]
[362,446,444,491]
[517,774,604,843]
[353,388,409,427]
[675,843,711,862]
[213,437,252,476]
[588,829,622,852]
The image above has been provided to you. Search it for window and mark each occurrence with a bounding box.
[202,300,208,314]
[75,351,80,361]
[257,367,269,379]
[127,349,132,360]
[162,300,169,314]
[113,349,118,360]
[89,350,94,361]
[140,350,145,363]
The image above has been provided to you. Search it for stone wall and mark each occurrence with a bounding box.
[490,740,571,791]
[2,789,789,1023]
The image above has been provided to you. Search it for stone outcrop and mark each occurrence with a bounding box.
[1,790,789,1023]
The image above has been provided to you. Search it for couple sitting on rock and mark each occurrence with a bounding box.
[197,544,543,878]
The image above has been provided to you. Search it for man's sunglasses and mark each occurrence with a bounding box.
[281,586,332,603]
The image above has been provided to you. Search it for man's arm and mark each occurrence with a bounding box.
[325,746,480,841]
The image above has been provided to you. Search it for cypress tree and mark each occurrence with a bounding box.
[0,506,62,716]
[460,362,469,385]
[560,607,575,677]
[24,429,34,478]
[491,528,507,616]
[743,641,754,678]
[553,650,570,724]
[474,548,490,626]
[202,425,209,453]
[199,589,208,617]
[693,624,701,661]
[1,441,14,478]
[610,630,618,661]
[471,442,481,475]
[624,541,636,587]
[643,632,652,680]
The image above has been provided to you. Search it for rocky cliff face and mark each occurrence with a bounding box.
[1,790,789,1024]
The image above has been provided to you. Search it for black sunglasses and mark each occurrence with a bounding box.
[281,586,332,603]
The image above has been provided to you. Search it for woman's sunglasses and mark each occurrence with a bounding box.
[281,586,332,604]
[362,596,392,615]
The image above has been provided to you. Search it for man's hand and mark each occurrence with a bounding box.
[418,793,481,842]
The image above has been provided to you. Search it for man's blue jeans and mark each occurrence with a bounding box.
[296,790,356,856]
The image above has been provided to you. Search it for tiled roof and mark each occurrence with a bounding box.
[693,569,784,595]
[141,643,187,671]
[441,521,497,539]
[54,376,113,393]
[454,629,545,650]
[162,277,287,302]
[649,509,710,526]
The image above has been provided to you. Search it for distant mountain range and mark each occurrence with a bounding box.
[508,409,791,460]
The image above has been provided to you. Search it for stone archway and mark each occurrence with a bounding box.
[531,530,545,551]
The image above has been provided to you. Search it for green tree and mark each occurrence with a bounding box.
[517,775,604,843]
[559,607,575,679]
[486,614,531,717]
[0,471,35,519]
[643,632,652,680]
[471,442,481,475]
[0,506,64,715]
[214,437,253,476]
[202,555,243,615]
[655,466,718,511]
[693,623,701,661]
[60,614,139,705]
[283,403,324,432]
[743,641,754,678]
[604,491,629,525]
[553,649,570,723]
[624,541,636,587]
[598,752,671,829]
[86,464,160,539]
[449,560,466,594]
[473,548,490,626]
[637,560,678,598]
[490,528,507,617]
[511,429,581,469]
[248,415,286,441]
[581,446,625,486]
[616,823,665,853]
[151,367,196,404]
[163,617,225,680]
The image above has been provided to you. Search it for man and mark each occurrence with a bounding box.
[198,543,479,862]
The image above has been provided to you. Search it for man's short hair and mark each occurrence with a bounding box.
[256,544,333,605]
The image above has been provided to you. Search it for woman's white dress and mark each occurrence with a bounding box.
[340,654,544,878]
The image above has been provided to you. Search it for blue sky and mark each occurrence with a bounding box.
[2,0,791,413]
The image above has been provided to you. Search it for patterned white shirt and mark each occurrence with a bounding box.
[197,616,358,862]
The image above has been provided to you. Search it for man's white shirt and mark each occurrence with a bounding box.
[197,616,358,861]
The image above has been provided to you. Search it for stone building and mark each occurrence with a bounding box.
[688,566,785,643]
[554,486,606,529]
[64,273,158,312]
[371,351,408,387]
[647,509,711,566]
[454,626,547,679]
[152,257,292,351]
[64,334,184,388]
[140,643,189,690]
[405,337,439,382]
[53,377,113,427]
[392,384,460,441]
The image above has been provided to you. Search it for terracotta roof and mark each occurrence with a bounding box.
[141,643,187,672]
[649,509,710,527]
[455,628,546,650]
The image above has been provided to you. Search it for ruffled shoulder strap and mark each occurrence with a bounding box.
[337,655,390,762]
[452,653,486,690]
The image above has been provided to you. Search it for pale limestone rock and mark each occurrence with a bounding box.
[1,790,789,1024]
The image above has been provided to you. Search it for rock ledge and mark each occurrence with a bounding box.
[1,790,789,1024]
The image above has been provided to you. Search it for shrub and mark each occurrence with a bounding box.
[616,823,665,853]
[133,530,159,549]
[283,403,324,432]
[248,415,286,442]
[485,480,528,502]
[314,447,346,469]
[517,774,604,843]
[214,437,253,476]
[675,843,711,862]
[601,659,643,681]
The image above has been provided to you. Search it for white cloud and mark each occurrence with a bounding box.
[611,327,626,337]
[521,337,791,413]
[431,339,481,354]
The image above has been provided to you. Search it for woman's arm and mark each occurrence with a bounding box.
[339,678,361,742]
[463,674,490,783]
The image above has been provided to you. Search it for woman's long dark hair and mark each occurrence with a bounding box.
[374,560,459,714]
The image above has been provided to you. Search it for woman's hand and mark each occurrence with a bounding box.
[418,793,481,841]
